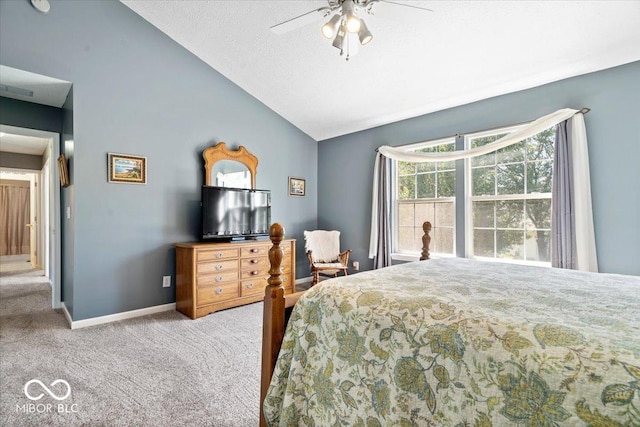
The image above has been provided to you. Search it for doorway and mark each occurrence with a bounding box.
[0,125,61,308]
[0,170,38,274]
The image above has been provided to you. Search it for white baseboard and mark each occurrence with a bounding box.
[61,278,311,329]
[64,302,177,330]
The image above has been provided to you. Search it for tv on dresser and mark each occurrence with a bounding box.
[201,185,271,241]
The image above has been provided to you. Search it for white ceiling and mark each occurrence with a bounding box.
[120,0,640,141]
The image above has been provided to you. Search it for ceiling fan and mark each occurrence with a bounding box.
[270,0,433,60]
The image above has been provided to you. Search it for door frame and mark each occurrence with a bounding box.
[0,124,61,308]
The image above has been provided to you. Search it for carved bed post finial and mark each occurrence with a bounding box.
[268,223,284,287]
[420,221,432,261]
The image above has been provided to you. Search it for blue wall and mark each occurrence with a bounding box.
[0,0,317,320]
[318,61,640,276]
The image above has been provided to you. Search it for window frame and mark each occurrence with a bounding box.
[392,137,457,258]
[391,122,555,267]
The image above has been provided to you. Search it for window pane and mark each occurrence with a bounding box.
[496,200,524,229]
[525,199,551,230]
[398,203,414,227]
[433,228,454,254]
[474,229,494,257]
[497,163,524,194]
[398,226,414,252]
[416,162,435,173]
[527,160,552,193]
[473,201,494,228]
[398,161,415,175]
[435,202,454,227]
[472,167,495,196]
[398,176,415,199]
[437,171,455,197]
[526,230,551,262]
[496,230,524,260]
[527,129,555,161]
[414,202,434,227]
[417,173,435,198]
[496,141,525,164]
[472,153,495,167]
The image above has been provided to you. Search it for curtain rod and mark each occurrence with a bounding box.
[375,107,590,152]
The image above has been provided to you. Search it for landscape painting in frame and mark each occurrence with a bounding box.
[108,153,147,184]
[288,177,305,196]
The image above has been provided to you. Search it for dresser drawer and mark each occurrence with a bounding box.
[197,271,238,286]
[197,259,238,274]
[197,248,239,262]
[241,245,269,258]
[197,282,239,305]
[240,257,269,270]
[240,266,269,280]
[240,277,268,297]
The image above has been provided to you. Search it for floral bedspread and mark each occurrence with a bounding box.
[263,258,640,426]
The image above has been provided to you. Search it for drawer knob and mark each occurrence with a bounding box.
[215,287,223,294]
[215,275,223,282]
[216,264,223,270]
[250,259,259,264]
[251,270,259,276]
[216,252,223,259]
[250,248,259,253]
[246,282,254,289]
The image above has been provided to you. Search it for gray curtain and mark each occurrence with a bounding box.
[551,120,576,268]
[373,153,392,269]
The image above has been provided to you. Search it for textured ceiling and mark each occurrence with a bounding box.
[122,1,639,140]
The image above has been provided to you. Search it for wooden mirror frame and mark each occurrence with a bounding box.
[203,142,258,189]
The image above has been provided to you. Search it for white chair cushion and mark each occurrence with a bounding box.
[304,230,341,262]
[312,262,345,269]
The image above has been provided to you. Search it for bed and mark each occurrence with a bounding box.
[260,223,640,426]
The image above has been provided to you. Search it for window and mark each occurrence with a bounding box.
[467,126,554,263]
[392,124,555,266]
[395,138,456,255]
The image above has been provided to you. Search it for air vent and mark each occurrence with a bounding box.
[0,84,34,97]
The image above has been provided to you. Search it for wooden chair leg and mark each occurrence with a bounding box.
[313,271,319,286]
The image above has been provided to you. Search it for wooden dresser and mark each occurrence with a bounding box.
[175,239,296,319]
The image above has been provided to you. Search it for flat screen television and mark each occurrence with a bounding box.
[201,185,271,241]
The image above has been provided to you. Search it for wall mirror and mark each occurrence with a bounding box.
[203,142,258,189]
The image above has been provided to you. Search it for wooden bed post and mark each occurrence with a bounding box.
[260,223,286,427]
[420,221,432,261]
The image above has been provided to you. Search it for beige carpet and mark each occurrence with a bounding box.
[0,271,263,426]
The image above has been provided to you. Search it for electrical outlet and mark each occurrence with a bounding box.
[352,261,359,271]
[162,276,171,288]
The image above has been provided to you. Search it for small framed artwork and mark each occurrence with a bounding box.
[108,153,147,184]
[57,154,70,187]
[288,177,305,196]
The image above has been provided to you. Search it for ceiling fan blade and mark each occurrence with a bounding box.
[377,0,432,12]
[270,7,332,35]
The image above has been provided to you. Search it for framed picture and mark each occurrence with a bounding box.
[57,154,70,187]
[108,153,147,184]
[288,177,305,196]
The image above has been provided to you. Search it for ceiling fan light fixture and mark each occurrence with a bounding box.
[332,24,347,50]
[345,15,361,33]
[341,0,361,33]
[357,20,373,45]
[321,13,342,39]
